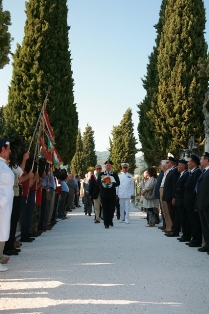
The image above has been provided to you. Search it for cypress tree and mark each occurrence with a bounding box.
[198,52,209,83]
[0,0,12,69]
[155,0,208,157]
[137,0,168,166]
[82,124,97,172]
[4,0,78,164]
[109,125,124,174]
[110,108,138,174]
[70,129,85,178]
[0,106,5,136]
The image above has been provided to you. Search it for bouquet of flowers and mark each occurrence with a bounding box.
[101,175,116,188]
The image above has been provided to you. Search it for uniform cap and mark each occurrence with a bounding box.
[0,138,10,150]
[168,156,176,162]
[121,163,129,167]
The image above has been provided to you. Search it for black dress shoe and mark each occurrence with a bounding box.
[185,242,191,245]
[165,232,179,237]
[110,222,113,227]
[198,246,209,252]
[20,238,34,242]
[105,225,109,229]
[4,249,18,256]
[178,237,191,242]
[189,243,202,247]
[15,248,21,252]
[29,233,41,237]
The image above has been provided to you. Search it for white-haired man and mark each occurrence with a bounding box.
[116,163,134,224]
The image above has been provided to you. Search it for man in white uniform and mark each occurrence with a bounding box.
[0,138,14,271]
[117,163,134,224]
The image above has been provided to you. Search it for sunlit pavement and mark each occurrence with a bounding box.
[1,204,209,314]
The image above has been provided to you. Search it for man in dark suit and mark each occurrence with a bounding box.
[163,157,180,237]
[195,152,209,253]
[97,160,120,229]
[173,159,190,242]
[184,155,202,247]
[155,169,165,229]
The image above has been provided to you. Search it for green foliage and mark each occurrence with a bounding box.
[138,0,208,164]
[155,0,208,158]
[0,0,12,69]
[109,108,138,174]
[70,129,85,177]
[138,0,168,166]
[4,0,78,164]
[0,106,5,136]
[82,124,97,172]
[198,52,209,82]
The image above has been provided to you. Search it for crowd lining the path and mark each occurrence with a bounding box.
[1,136,209,272]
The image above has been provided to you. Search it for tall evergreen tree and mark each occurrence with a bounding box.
[82,124,97,172]
[137,0,168,166]
[70,129,85,177]
[4,0,78,164]
[155,0,208,158]
[109,125,124,173]
[109,108,138,174]
[0,106,5,137]
[198,52,209,83]
[0,0,12,69]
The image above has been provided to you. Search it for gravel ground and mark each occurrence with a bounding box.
[0,203,209,314]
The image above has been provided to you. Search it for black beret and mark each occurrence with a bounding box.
[178,159,188,165]
[190,154,200,165]
[104,160,113,165]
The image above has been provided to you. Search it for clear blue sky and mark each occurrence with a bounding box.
[1,0,209,154]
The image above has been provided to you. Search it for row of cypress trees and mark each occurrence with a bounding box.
[0,0,139,174]
[70,109,138,177]
[1,0,78,164]
[138,0,209,166]
[3,0,209,171]
[70,125,97,178]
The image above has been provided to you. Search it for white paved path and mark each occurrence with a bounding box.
[0,204,209,314]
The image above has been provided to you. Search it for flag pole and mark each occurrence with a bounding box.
[28,86,51,152]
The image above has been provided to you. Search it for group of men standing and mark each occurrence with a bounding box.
[159,152,209,254]
[88,160,135,229]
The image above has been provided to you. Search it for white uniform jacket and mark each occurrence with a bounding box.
[116,172,134,199]
[0,157,14,241]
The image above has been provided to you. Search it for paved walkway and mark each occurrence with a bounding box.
[0,204,209,314]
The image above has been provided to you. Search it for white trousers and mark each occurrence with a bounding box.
[119,198,130,223]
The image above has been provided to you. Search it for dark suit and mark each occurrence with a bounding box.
[155,171,165,226]
[184,168,202,245]
[174,171,190,239]
[98,171,120,227]
[163,166,180,234]
[195,168,209,247]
